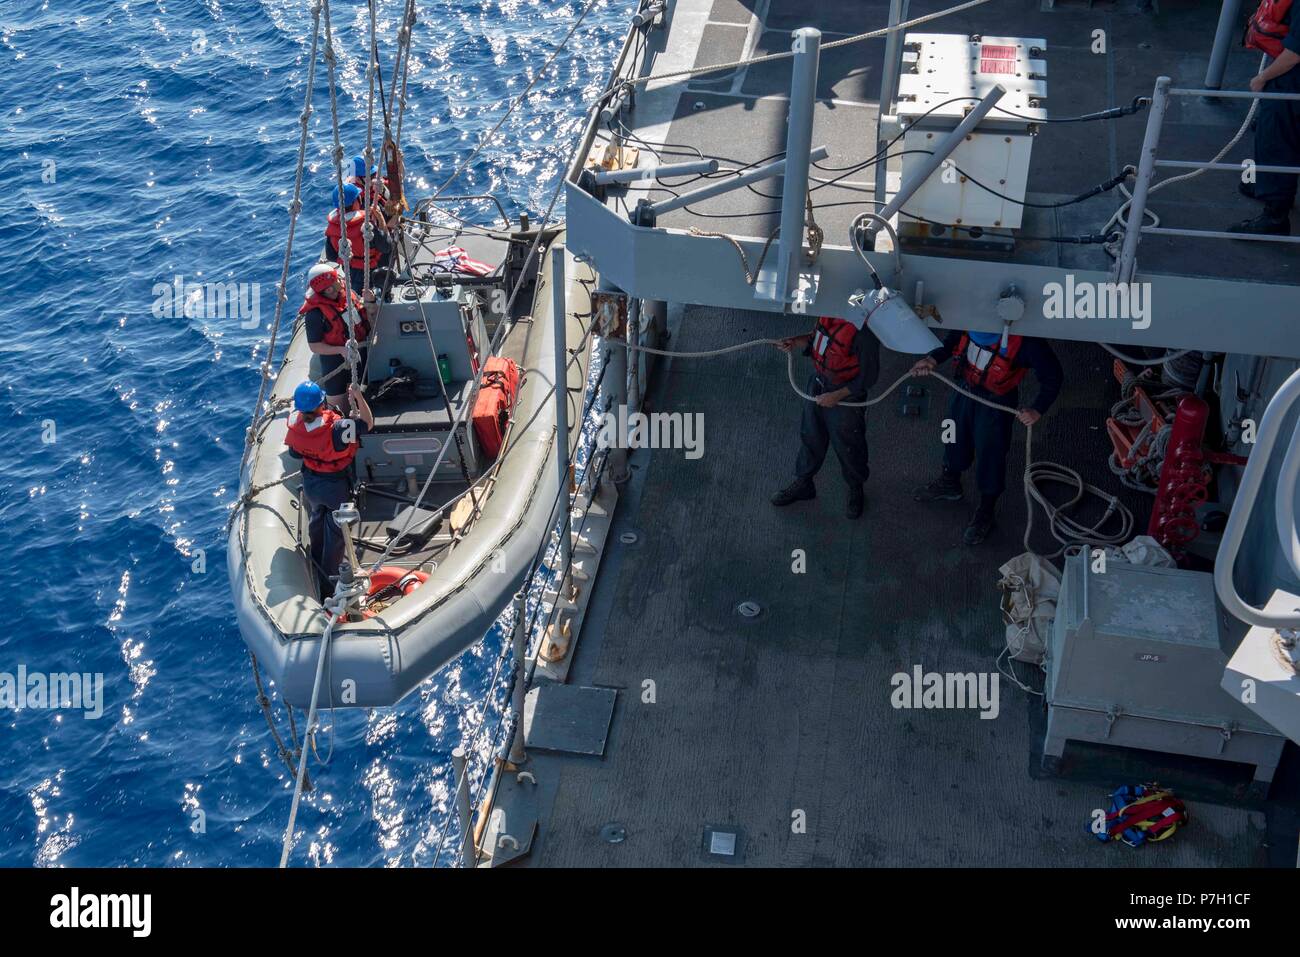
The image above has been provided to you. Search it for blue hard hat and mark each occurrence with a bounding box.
[967,330,1002,348]
[351,155,379,179]
[332,181,362,209]
[294,380,326,413]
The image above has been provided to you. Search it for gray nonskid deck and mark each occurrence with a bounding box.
[522,304,1266,867]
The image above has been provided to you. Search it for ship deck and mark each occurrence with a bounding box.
[513,0,1300,867]
[521,304,1297,867]
[603,0,1295,284]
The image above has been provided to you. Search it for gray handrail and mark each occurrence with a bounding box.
[1214,367,1300,629]
[415,194,513,230]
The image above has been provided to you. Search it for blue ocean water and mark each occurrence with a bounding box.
[0,0,627,867]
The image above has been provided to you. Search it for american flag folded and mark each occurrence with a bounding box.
[431,245,496,277]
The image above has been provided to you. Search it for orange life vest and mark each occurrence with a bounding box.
[284,407,357,474]
[297,286,371,347]
[1245,0,1292,57]
[325,207,384,270]
[810,316,861,386]
[952,333,1027,396]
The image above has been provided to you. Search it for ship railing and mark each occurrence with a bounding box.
[1215,365,1300,630]
[412,193,513,231]
[1115,78,1300,284]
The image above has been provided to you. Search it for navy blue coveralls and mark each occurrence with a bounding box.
[928,333,1063,500]
[1255,10,1300,211]
[287,415,372,598]
[303,305,370,394]
[795,324,881,488]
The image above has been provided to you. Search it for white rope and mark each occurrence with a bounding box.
[240,4,323,460]
[617,337,1135,558]
[362,0,378,297]
[279,580,363,868]
[320,0,362,389]
[1103,52,1268,268]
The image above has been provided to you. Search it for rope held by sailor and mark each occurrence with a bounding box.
[614,336,1134,559]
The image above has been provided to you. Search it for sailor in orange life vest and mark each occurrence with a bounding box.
[1230,0,1300,235]
[325,181,393,293]
[346,154,399,231]
[769,315,881,519]
[284,379,375,599]
[300,262,376,410]
[911,330,1063,546]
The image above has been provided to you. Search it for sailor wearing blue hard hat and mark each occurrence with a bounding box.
[347,153,399,231]
[910,329,1062,546]
[284,376,375,599]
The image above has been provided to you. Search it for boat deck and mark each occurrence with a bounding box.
[519,302,1297,867]
[606,0,1295,284]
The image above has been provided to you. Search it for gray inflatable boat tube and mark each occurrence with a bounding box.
[228,240,592,708]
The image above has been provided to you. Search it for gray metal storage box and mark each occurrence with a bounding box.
[1044,550,1284,787]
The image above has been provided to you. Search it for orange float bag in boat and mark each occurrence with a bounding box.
[472,356,520,460]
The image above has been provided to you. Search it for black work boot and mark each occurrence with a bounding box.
[963,504,997,546]
[771,478,816,507]
[913,469,963,503]
[846,484,865,520]
[1227,206,1290,236]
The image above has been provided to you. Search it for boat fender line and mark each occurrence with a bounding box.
[226,470,302,533]
[614,337,1135,560]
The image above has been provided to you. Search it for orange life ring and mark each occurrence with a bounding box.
[362,566,429,618]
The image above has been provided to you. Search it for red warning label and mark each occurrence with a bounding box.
[978,43,1017,74]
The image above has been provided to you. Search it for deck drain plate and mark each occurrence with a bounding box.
[600,823,626,844]
[735,600,762,619]
[702,825,745,863]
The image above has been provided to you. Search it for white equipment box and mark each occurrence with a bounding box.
[895,34,1046,230]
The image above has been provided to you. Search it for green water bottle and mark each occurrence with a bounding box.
[438,353,452,384]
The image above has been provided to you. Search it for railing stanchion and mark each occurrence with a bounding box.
[874,0,908,206]
[1115,76,1172,284]
[452,746,475,867]
[507,590,529,766]
[776,27,822,304]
